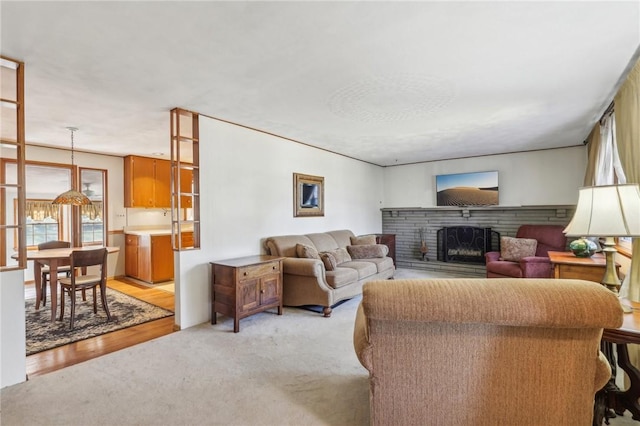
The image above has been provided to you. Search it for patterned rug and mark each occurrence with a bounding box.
[25,289,174,356]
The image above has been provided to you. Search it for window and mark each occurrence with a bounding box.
[23,199,61,247]
[80,168,106,246]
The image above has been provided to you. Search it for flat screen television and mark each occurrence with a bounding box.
[436,171,499,207]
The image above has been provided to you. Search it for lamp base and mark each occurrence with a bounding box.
[600,239,632,314]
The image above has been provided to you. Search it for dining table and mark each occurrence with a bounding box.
[14,246,120,322]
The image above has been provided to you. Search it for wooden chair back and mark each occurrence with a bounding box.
[38,240,71,250]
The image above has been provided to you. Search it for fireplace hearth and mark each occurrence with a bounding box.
[437,226,499,264]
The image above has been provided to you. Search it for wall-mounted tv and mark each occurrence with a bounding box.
[436,171,499,207]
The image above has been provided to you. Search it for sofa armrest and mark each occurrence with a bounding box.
[485,251,501,263]
[353,303,372,370]
[520,256,550,264]
[282,257,324,278]
[520,256,552,278]
[594,350,612,393]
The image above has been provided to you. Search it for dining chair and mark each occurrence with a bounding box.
[58,248,112,329]
[37,240,72,308]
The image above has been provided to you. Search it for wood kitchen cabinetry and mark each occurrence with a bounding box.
[210,255,284,333]
[124,155,172,208]
[125,233,174,283]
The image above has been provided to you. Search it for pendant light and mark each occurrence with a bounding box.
[52,127,92,205]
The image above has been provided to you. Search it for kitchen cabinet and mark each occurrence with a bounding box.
[210,255,283,333]
[125,233,174,283]
[124,155,172,208]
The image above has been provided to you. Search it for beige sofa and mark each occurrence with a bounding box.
[264,229,394,317]
[353,278,623,426]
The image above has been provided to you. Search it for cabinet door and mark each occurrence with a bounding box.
[239,279,260,313]
[124,234,139,278]
[124,156,155,208]
[151,235,174,282]
[260,274,281,306]
[154,159,171,208]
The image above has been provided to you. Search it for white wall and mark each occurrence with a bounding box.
[174,117,385,328]
[1,269,26,388]
[383,146,587,207]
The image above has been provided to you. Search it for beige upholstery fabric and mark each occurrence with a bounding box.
[295,243,319,259]
[347,244,388,259]
[500,236,538,261]
[354,278,623,426]
[351,235,377,245]
[265,230,395,313]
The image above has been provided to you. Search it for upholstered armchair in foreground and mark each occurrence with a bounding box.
[353,278,622,426]
[485,224,567,278]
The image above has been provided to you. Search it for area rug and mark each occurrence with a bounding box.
[25,289,174,356]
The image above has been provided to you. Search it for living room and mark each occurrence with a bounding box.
[2,2,640,422]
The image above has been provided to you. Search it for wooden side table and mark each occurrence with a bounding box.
[548,251,620,283]
[210,255,284,333]
[375,234,396,265]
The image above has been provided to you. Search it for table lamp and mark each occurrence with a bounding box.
[563,184,640,301]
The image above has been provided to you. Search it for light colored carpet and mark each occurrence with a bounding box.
[1,268,637,425]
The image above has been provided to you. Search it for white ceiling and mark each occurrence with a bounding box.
[2,1,639,167]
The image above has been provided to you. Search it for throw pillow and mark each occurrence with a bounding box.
[500,236,538,261]
[320,248,352,265]
[350,235,377,246]
[347,244,388,259]
[296,243,319,259]
[320,252,337,271]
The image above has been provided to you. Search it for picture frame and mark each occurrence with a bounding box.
[293,173,324,217]
[435,171,499,207]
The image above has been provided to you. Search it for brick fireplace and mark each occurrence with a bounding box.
[381,205,574,276]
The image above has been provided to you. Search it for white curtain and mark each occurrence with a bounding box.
[595,113,626,186]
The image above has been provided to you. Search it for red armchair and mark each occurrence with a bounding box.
[485,224,567,278]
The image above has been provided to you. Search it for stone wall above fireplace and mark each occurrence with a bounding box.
[381,205,575,276]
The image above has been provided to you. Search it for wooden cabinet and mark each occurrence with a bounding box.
[125,234,139,278]
[549,251,620,283]
[210,255,284,333]
[125,233,174,283]
[376,234,396,265]
[124,155,172,208]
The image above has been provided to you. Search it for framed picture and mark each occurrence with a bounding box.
[435,171,498,206]
[293,173,324,217]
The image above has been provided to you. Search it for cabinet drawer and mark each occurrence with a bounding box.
[238,261,281,279]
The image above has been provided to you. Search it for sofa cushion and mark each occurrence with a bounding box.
[307,233,340,252]
[320,252,337,271]
[296,243,320,259]
[338,261,377,279]
[347,244,388,259]
[350,235,377,246]
[265,235,315,258]
[362,256,394,273]
[320,247,351,264]
[325,267,359,289]
[500,236,538,261]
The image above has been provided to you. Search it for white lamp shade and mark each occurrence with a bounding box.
[564,184,640,237]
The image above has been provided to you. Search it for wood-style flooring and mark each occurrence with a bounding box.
[25,278,175,379]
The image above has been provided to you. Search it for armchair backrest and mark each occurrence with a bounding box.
[516,224,567,256]
[354,278,622,426]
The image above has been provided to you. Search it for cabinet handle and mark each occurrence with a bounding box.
[261,289,265,294]
[243,272,247,276]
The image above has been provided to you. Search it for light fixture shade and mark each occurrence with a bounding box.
[564,184,640,237]
[52,189,92,206]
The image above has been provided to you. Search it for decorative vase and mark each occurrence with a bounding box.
[569,238,598,258]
